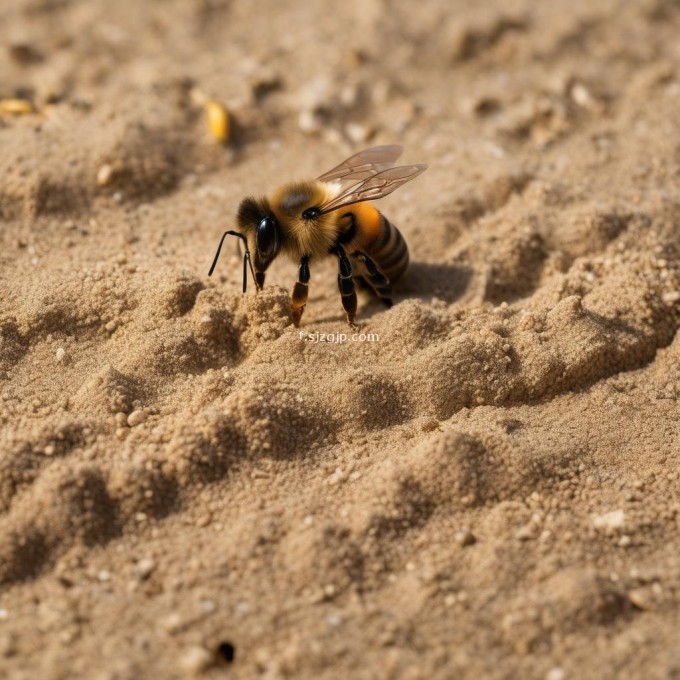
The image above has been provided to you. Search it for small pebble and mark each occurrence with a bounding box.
[55,347,65,362]
[127,409,148,427]
[97,164,114,187]
[179,645,214,675]
[196,514,212,528]
[592,509,625,531]
[133,558,155,581]
[345,122,372,144]
[546,668,565,680]
[298,109,322,134]
[454,529,476,547]
[161,612,183,633]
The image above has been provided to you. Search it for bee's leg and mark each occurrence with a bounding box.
[291,255,310,327]
[255,271,265,291]
[352,251,393,308]
[332,246,358,326]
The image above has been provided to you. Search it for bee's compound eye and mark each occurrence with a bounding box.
[257,215,280,260]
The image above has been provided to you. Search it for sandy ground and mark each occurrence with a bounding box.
[1,0,680,678]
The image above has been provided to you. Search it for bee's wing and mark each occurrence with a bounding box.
[318,164,428,215]
[317,145,404,183]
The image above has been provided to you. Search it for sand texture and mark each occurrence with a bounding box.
[1,0,680,678]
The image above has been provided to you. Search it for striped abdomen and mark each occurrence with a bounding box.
[365,214,409,283]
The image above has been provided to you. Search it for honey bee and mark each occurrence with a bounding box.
[208,145,427,326]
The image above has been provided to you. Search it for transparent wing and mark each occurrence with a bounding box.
[317,145,404,183]
[318,164,428,215]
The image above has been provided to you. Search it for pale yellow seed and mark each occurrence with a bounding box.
[0,98,34,115]
[205,100,229,143]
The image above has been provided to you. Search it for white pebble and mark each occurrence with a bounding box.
[133,558,155,580]
[593,509,626,530]
[179,645,213,675]
[325,614,342,627]
[298,109,322,134]
[345,122,371,144]
[55,347,65,362]
[546,668,565,680]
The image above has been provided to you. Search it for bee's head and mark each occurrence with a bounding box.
[237,196,282,271]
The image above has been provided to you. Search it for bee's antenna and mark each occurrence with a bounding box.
[208,230,255,294]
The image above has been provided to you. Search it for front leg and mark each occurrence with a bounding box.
[291,255,310,327]
[255,271,266,291]
[332,246,358,326]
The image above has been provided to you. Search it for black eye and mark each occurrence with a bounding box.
[257,215,280,260]
[302,207,321,220]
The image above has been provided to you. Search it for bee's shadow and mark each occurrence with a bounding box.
[347,261,475,323]
[400,261,474,303]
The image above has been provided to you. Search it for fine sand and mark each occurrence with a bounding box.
[1,0,679,678]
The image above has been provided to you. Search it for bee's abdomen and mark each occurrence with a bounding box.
[366,215,409,282]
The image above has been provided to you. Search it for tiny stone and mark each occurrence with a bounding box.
[196,514,212,528]
[298,110,322,134]
[345,122,372,144]
[326,614,343,627]
[55,347,65,362]
[98,570,111,582]
[454,529,476,547]
[0,609,7,620]
[161,612,183,633]
[546,668,565,680]
[97,164,114,187]
[127,409,148,427]
[515,524,537,541]
[628,588,654,610]
[178,645,214,675]
[133,558,155,581]
[592,509,626,531]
